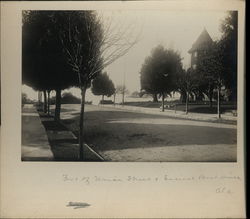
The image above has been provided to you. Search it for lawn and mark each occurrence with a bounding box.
[123,101,237,115]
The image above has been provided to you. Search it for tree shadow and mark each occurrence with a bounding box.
[61,110,237,152]
[50,107,78,113]
[42,120,68,131]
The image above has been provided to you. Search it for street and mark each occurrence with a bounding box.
[60,104,237,162]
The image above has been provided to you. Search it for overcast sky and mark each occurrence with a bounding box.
[23,10,228,100]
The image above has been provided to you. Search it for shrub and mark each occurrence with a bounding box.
[61,92,81,104]
[99,100,113,104]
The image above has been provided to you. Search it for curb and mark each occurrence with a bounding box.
[56,123,105,161]
[38,109,104,161]
[83,143,105,161]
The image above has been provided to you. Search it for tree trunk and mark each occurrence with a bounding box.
[102,95,104,101]
[38,92,40,104]
[113,93,116,105]
[180,91,186,103]
[47,90,50,115]
[54,89,61,121]
[122,91,125,105]
[79,86,87,161]
[43,90,47,113]
[208,82,213,108]
[153,93,158,102]
[217,85,221,119]
[209,95,213,108]
[161,93,165,112]
[185,91,189,114]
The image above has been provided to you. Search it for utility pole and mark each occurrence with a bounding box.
[122,72,125,105]
[217,79,221,119]
[122,62,126,105]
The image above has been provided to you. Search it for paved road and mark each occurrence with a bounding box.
[60,104,237,162]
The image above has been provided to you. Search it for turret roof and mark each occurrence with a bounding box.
[188,28,213,53]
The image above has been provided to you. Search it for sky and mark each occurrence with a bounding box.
[23,10,228,101]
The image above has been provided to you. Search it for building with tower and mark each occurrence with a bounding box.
[188,28,213,70]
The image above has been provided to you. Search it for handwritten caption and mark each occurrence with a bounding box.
[62,174,240,186]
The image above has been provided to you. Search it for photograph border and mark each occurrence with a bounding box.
[1,0,246,218]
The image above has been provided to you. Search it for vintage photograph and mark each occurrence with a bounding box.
[1,1,245,218]
[21,10,237,162]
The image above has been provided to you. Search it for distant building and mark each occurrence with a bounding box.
[188,28,213,70]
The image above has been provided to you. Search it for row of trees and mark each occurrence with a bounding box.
[22,11,138,160]
[140,11,237,117]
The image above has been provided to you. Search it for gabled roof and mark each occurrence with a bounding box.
[188,28,213,53]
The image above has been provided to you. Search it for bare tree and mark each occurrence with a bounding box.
[176,68,200,114]
[57,11,139,160]
[116,85,129,105]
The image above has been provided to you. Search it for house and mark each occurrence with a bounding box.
[188,28,213,70]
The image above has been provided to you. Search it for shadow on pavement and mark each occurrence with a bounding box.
[61,110,237,152]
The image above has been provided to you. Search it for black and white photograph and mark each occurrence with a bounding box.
[0,1,246,218]
[21,9,238,162]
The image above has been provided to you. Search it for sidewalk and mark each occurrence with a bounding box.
[21,104,54,161]
[100,104,237,124]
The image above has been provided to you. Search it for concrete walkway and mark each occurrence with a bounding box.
[100,104,237,123]
[21,104,54,161]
